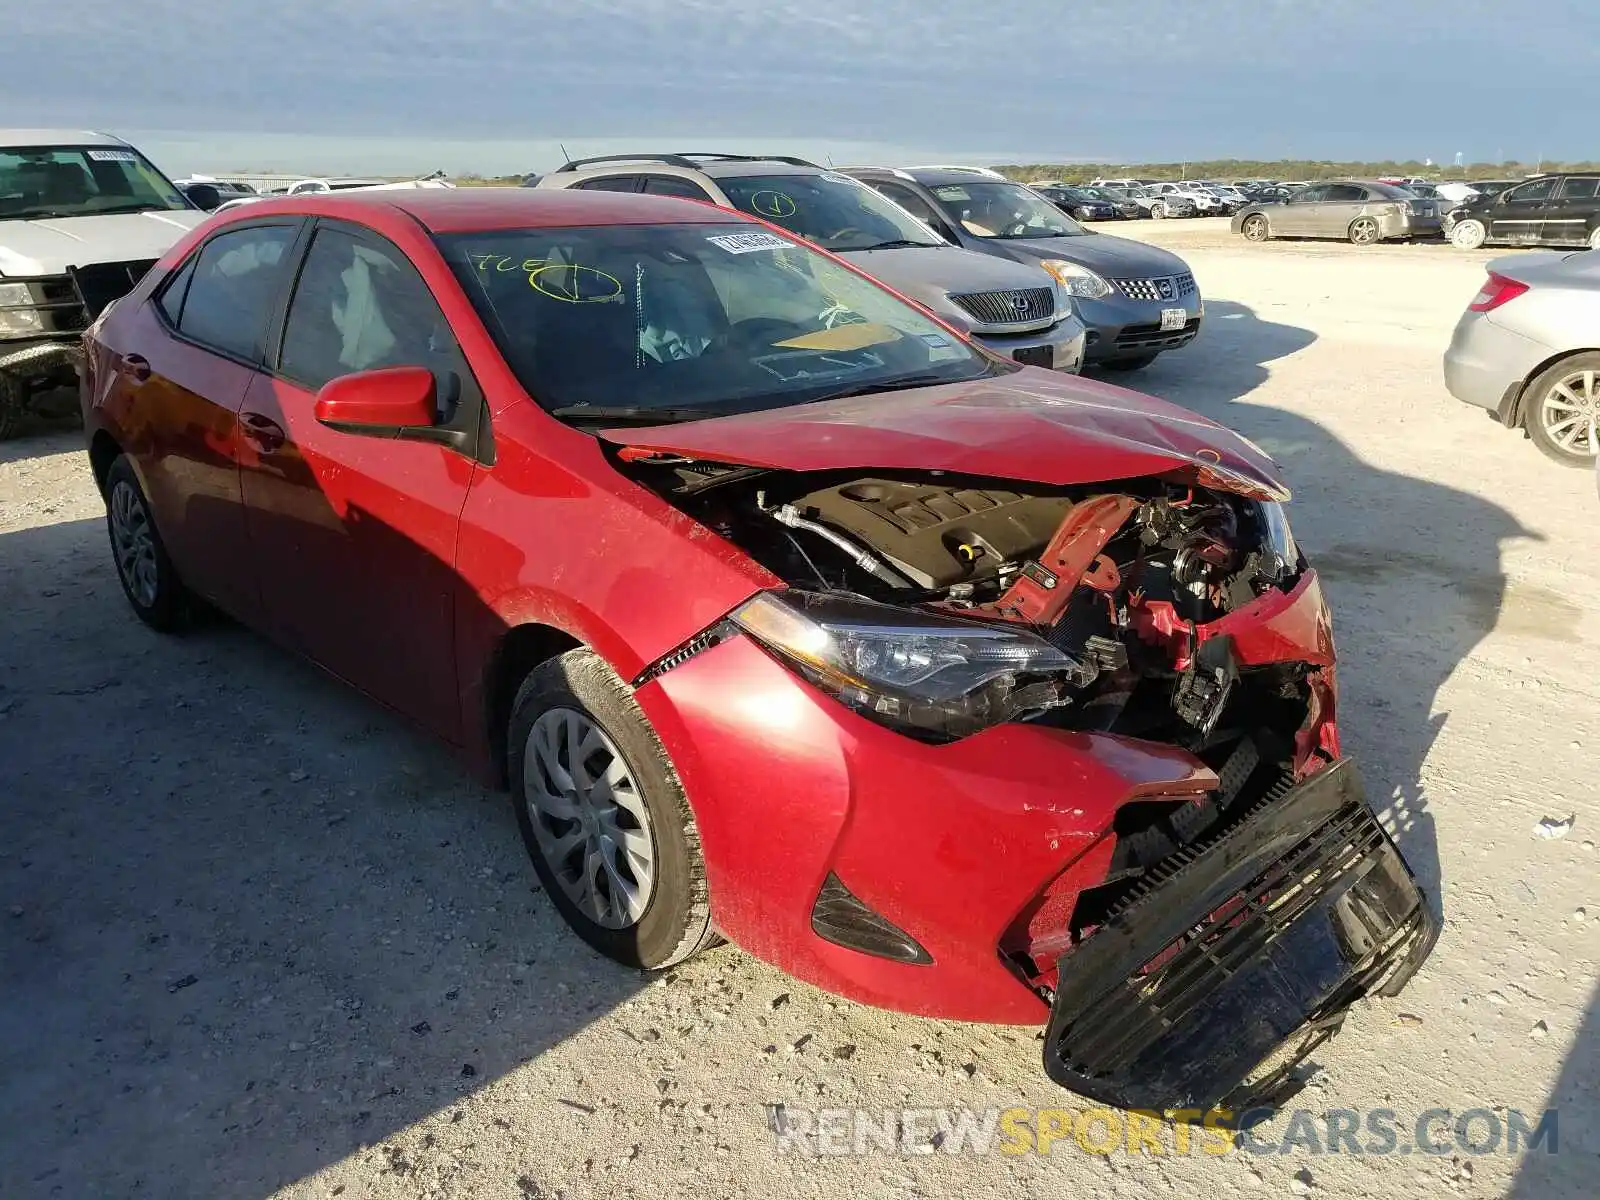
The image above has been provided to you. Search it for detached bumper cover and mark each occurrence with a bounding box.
[1042,758,1437,1112]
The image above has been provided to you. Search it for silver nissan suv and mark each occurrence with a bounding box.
[535,153,1086,372]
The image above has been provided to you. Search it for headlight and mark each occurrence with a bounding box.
[731,590,1083,739]
[1258,501,1300,573]
[1039,260,1112,300]
[0,282,44,338]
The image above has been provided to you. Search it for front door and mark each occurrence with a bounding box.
[237,221,481,740]
[1275,185,1328,235]
[1490,178,1557,244]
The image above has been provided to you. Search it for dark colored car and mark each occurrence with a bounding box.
[1031,184,1119,222]
[78,187,1434,1112]
[846,166,1204,370]
[1446,174,1600,251]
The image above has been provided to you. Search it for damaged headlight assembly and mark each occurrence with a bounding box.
[0,282,45,337]
[731,590,1084,739]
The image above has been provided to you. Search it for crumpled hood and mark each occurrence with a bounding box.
[990,232,1191,279]
[604,369,1287,499]
[0,210,207,277]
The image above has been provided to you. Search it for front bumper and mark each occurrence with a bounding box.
[1443,310,1549,414]
[1079,290,1204,363]
[1043,758,1437,1111]
[971,314,1087,373]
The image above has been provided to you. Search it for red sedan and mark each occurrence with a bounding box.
[79,188,1436,1112]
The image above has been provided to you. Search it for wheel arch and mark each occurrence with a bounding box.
[88,429,123,496]
[482,621,585,788]
[1503,346,1600,429]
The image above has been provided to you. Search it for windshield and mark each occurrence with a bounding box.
[716,173,944,253]
[0,144,189,220]
[441,222,998,423]
[925,181,1085,240]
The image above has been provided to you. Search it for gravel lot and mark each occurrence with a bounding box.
[2,219,1595,1199]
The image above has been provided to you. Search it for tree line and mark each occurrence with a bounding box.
[993,159,1599,184]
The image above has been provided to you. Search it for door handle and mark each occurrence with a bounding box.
[120,353,150,383]
[239,411,286,452]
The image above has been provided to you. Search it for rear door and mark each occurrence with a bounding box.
[1489,178,1557,244]
[1314,184,1368,237]
[1544,176,1600,246]
[100,220,304,624]
[237,220,484,739]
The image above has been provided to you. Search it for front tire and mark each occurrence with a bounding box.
[1348,217,1381,246]
[1451,218,1487,250]
[508,648,715,970]
[1151,201,1168,220]
[1525,352,1600,468]
[1241,214,1270,242]
[104,455,190,631]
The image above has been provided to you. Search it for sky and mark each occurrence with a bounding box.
[4,1,1594,177]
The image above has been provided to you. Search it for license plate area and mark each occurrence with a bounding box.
[1041,759,1437,1112]
[1160,308,1188,332]
[1012,345,1055,369]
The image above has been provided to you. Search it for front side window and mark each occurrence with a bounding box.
[715,173,944,253]
[280,227,456,390]
[0,145,190,220]
[1505,179,1557,204]
[924,181,1084,240]
[441,222,999,423]
[177,224,300,361]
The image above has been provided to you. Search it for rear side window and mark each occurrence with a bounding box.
[572,175,642,193]
[177,224,299,361]
[1557,177,1600,200]
[279,226,456,390]
[1323,185,1366,202]
[642,175,711,200]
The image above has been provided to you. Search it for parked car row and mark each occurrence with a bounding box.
[533,155,1204,372]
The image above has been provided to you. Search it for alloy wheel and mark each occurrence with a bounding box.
[1452,219,1487,250]
[109,479,159,608]
[1540,369,1600,458]
[523,707,656,929]
[1350,218,1379,246]
[1242,215,1268,242]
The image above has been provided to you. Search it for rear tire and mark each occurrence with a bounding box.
[508,648,716,970]
[1348,217,1381,246]
[1241,214,1271,243]
[1524,352,1600,468]
[1451,219,1487,250]
[104,455,190,631]
[1588,227,1600,250]
[0,374,24,441]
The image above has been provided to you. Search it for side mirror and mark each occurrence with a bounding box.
[182,183,223,211]
[314,366,438,435]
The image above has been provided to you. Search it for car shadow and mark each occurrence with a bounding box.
[0,511,651,1198]
[0,388,81,466]
[1104,298,1538,917]
[1509,981,1599,1196]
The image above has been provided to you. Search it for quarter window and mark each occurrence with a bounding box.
[177,224,299,361]
[279,226,455,390]
[156,255,197,327]
[642,175,712,200]
[572,175,643,193]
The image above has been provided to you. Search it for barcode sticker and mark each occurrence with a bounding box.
[706,231,790,254]
[86,149,138,162]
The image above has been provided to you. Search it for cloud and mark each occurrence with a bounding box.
[4,1,1593,164]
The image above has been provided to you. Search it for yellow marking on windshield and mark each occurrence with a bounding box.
[751,191,797,218]
[775,322,901,351]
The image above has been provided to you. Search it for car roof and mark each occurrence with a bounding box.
[217,188,744,234]
[847,166,1014,187]
[551,154,825,181]
[0,129,130,148]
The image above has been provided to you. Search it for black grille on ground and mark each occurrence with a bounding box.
[68,259,157,323]
[950,287,1054,325]
[1041,760,1438,1112]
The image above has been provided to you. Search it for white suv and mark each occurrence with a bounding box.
[0,130,207,437]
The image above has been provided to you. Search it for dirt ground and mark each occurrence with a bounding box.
[2,219,1596,1199]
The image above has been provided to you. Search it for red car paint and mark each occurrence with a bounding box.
[81,189,1340,1024]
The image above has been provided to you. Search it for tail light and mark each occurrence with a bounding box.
[1469,273,1529,313]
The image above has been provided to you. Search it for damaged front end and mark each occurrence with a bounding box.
[619,447,1437,1110]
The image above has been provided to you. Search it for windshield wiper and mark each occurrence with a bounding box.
[548,405,724,425]
[809,373,952,404]
[848,239,936,251]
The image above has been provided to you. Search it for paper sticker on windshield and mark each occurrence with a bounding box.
[87,149,137,162]
[706,231,790,254]
[933,186,970,201]
[820,172,862,188]
[919,332,952,348]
